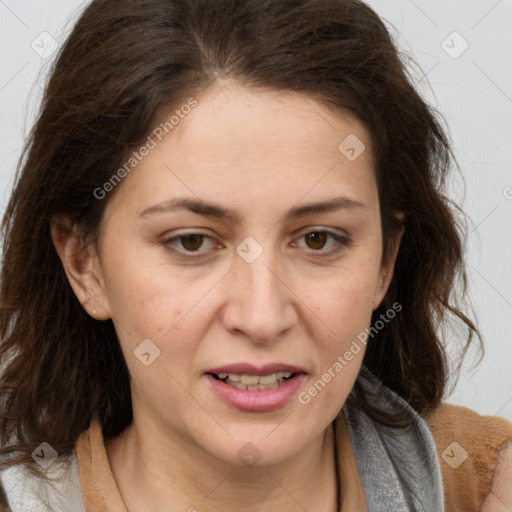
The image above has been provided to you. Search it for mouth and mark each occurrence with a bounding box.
[209,371,297,391]
[205,363,307,411]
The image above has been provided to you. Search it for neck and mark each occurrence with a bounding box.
[106,413,339,512]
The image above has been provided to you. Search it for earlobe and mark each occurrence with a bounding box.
[50,218,111,320]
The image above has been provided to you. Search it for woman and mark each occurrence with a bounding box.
[0,0,511,510]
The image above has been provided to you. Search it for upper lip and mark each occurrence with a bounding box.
[206,363,307,376]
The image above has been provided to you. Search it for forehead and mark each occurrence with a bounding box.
[106,83,378,221]
[168,83,373,167]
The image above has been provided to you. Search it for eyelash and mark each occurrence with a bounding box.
[161,229,351,260]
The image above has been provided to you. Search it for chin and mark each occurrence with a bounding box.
[201,422,315,469]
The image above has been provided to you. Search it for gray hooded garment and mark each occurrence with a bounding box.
[0,365,444,512]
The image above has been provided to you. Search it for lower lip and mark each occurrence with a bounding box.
[205,373,307,412]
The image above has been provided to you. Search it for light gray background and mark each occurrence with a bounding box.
[1,0,511,420]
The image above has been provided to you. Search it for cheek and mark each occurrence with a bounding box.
[298,261,380,410]
[101,237,194,331]
[295,262,379,415]
[316,256,381,333]
[98,245,201,380]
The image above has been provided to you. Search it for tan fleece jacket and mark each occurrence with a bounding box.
[425,403,512,511]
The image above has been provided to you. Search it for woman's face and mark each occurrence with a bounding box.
[84,83,400,467]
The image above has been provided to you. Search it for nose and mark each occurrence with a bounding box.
[220,245,297,344]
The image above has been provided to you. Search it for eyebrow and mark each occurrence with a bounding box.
[138,195,367,222]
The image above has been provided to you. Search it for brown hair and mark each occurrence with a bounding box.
[1,0,481,472]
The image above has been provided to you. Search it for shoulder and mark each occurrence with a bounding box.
[425,402,512,512]
[0,453,85,512]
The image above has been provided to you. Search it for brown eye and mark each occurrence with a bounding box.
[304,232,328,250]
[161,232,219,258]
[179,234,205,251]
[292,229,351,258]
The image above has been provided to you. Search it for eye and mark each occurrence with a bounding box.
[161,232,221,258]
[292,229,351,257]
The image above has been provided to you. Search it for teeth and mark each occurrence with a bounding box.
[240,374,260,385]
[230,381,248,390]
[236,381,280,391]
[258,374,278,384]
[215,371,295,390]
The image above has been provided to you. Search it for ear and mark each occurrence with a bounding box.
[373,213,405,310]
[50,216,111,320]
